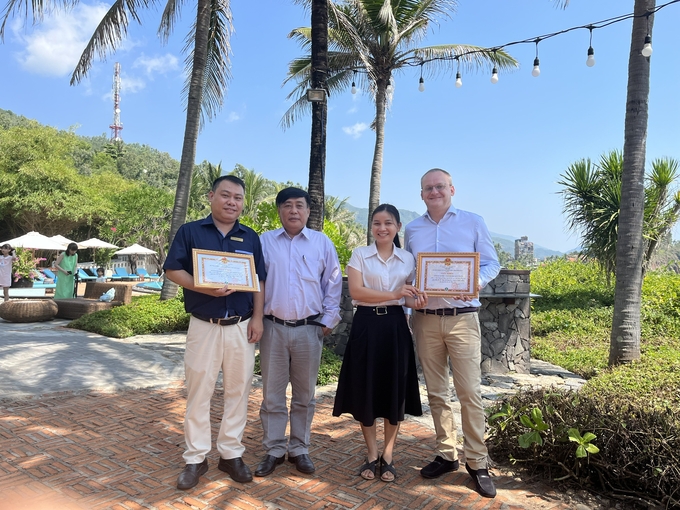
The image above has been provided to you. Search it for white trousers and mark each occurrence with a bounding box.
[183,316,255,464]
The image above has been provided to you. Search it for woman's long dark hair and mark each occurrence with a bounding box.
[371,203,402,248]
[67,242,78,253]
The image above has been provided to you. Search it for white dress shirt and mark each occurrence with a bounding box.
[404,204,500,309]
[347,244,415,307]
[261,226,342,328]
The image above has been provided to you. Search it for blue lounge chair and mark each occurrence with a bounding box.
[136,268,159,280]
[33,272,56,290]
[112,267,136,281]
[42,268,57,280]
[77,269,97,281]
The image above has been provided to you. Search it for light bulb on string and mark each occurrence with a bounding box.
[418,64,425,92]
[531,39,541,77]
[586,26,596,67]
[490,67,498,84]
[641,13,653,57]
[386,78,393,93]
[351,70,357,94]
[455,72,462,88]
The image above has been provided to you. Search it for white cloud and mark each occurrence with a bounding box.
[132,53,179,77]
[226,111,241,122]
[12,3,109,77]
[342,122,368,139]
[121,74,146,94]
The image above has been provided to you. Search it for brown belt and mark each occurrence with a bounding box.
[192,310,253,326]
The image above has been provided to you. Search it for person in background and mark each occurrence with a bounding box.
[333,204,425,482]
[404,168,501,498]
[96,268,106,283]
[54,243,78,299]
[254,187,342,478]
[164,175,266,490]
[0,244,18,301]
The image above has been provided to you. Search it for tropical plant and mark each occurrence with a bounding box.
[283,0,517,243]
[12,248,45,282]
[559,150,680,282]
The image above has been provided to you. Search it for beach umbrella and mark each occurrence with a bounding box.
[78,238,118,249]
[49,235,80,249]
[1,231,67,250]
[114,243,157,255]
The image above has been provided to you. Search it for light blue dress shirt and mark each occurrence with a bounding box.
[404,204,500,309]
[261,226,343,329]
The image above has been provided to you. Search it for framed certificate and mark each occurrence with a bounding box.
[192,249,259,292]
[416,252,480,298]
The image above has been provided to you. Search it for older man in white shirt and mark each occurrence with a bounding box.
[256,187,342,477]
[404,168,501,498]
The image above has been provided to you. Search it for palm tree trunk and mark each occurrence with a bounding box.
[366,80,387,244]
[306,0,328,232]
[609,0,654,365]
[160,0,211,300]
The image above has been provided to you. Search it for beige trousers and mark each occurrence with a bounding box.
[412,312,488,470]
[183,316,254,464]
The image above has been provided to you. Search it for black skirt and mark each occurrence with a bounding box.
[333,305,422,426]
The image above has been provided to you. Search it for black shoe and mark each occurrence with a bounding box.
[466,464,497,498]
[420,455,459,479]
[288,453,315,474]
[177,459,208,490]
[254,454,285,477]
[218,456,253,483]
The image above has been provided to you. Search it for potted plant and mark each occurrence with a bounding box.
[12,248,46,288]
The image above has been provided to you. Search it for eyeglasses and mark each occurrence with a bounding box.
[422,184,450,194]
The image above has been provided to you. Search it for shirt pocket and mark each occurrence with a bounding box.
[300,256,321,283]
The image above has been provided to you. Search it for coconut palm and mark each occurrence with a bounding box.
[283,0,517,243]
[560,150,680,284]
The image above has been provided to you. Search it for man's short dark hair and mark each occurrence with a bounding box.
[212,175,246,192]
[276,187,310,207]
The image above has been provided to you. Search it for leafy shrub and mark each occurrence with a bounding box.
[487,388,680,508]
[531,259,613,310]
[254,346,342,386]
[69,295,190,338]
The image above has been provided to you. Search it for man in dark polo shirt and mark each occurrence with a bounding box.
[164,175,266,490]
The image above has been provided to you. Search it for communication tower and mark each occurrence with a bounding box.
[109,62,123,141]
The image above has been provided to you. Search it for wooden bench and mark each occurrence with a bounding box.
[55,282,134,320]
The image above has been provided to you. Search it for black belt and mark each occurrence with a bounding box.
[265,314,324,327]
[416,307,478,316]
[355,305,404,316]
[192,310,253,326]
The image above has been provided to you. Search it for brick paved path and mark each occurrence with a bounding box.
[0,386,572,510]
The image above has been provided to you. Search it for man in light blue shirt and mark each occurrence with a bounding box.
[256,187,342,477]
[404,168,500,498]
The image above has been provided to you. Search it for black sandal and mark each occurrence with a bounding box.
[358,457,379,480]
[379,456,397,482]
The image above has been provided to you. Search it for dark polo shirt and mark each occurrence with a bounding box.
[164,214,266,318]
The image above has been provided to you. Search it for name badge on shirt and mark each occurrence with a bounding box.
[230,236,243,242]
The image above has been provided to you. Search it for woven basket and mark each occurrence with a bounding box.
[0,299,59,323]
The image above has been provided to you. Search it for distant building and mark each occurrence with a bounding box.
[515,236,534,265]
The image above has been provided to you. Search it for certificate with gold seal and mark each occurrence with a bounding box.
[415,252,480,298]
[192,249,259,292]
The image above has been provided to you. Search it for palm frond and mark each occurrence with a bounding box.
[182,0,232,127]
[412,44,517,75]
[158,0,185,43]
[0,0,78,39]
[70,0,157,85]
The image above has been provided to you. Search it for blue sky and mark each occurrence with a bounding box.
[1,0,679,253]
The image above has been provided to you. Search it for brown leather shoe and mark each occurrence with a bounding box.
[288,453,315,474]
[254,454,285,477]
[218,456,253,483]
[177,459,208,490]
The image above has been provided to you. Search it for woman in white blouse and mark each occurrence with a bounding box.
[333,204,427,482]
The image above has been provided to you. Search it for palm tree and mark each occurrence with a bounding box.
[1,0,233,301]
[283,0,517,243]
[609,0,656,366]
[229,165,277,221]
[559,150,680,282]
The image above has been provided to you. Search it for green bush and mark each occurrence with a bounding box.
[487,388,680,508]
[69,295,190,338]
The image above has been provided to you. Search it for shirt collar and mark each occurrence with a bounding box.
[367,242,405,263]
[424,204,458,223]
[276,226,310,240]
[202,214,244,236]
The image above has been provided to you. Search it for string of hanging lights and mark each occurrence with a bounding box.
[349,0,678,93]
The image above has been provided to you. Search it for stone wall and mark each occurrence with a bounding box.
[326,270,532,375]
